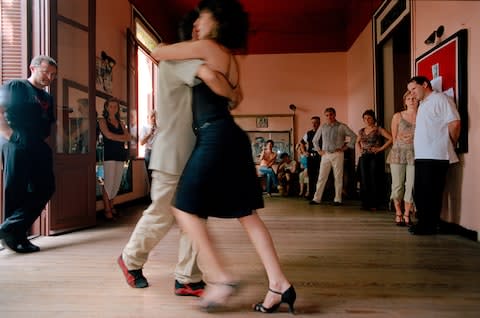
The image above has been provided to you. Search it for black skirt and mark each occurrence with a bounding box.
[174,117,264,218]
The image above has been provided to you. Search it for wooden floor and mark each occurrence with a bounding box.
[1,196,480,318]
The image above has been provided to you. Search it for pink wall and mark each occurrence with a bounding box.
[413,1,480,234]
[234,24,376,158]
[96,0,130,102]
[346,21,375,135]
[234,53,348,145]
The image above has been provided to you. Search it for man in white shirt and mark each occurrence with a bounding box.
[407,76,461,235]
[139,109,158,183]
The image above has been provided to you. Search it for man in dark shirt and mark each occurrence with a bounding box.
[0,55,57,253]
[302,116,321,200]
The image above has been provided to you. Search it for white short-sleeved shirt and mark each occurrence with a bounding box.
[139,124,157,150]
[414,91,460,163]
[149,59,203,174]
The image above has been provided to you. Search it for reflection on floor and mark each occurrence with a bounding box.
[1,197,480,318]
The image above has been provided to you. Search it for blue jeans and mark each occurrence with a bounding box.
[259,166,278,193]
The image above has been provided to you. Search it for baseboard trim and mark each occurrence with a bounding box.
[439,220,478,241]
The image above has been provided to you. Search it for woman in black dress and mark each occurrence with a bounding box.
[151,0,295,313]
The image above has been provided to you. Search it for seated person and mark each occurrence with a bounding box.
[277,152,299,196]
[258,139,278,195]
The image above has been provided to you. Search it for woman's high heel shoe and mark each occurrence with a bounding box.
[395,214,405,226]
[253,285,296,314]
[199,282,239,312]
[103,209,115,221]
[404,214,413,226]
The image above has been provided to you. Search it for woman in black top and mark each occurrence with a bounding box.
[98,98,130,219]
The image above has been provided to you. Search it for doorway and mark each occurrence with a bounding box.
[373,0,411,129]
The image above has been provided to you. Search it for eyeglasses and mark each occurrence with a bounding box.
[36,67,57,79]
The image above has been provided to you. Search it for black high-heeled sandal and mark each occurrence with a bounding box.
[253,285,296,314]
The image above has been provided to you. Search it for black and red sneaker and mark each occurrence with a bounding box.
[174,280,206,297]
[117,255,149,288]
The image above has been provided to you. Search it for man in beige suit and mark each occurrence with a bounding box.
[118,14,239,295]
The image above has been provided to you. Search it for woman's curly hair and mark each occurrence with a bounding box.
[197,0,249,50]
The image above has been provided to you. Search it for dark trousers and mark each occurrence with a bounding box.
[307,154,320,198]
[1,140,55,240]
[144,148,152,184]
[358,153,385,209]
[414,159,449,229]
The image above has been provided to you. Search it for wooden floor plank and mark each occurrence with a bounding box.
[1,197,480,317]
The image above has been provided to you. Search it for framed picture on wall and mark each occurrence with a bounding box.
[233,114,295,162]
[256,116,269,128]
[415,28,468,153]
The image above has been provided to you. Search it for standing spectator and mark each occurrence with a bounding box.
[387,91,418,226]
[296,141,309,197]
[139,109,158,183]
[98,98,131,219]
[258,139,278,195]
[310,107,356,206]
[303,116,321,200]
[0,55,57,253]
[356,109,392,211]
[407,76,460,235]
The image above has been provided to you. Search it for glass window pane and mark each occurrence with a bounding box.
[135,19,160,51]
[56,20,89,154]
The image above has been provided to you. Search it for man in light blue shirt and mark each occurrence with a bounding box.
[310,107,356,206]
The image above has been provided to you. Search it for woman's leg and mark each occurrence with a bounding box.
[173,208,231,282]
[298,171,305,196]
[390,164,406,214]
[238,212,291,308]
[172,208,235,305]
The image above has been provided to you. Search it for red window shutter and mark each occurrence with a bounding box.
[0,0,26,84]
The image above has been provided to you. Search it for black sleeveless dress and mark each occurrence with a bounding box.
[173,82,264,218]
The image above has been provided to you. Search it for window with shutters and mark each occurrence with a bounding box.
[0,0,28,84]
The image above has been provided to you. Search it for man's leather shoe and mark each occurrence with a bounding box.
[117,255,149,288]
[3,237,40,253]
[0,228,12,240]
[408,224,437,235]
[0,228,15,250]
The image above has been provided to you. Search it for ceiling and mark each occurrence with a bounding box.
[129,0,383,54]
